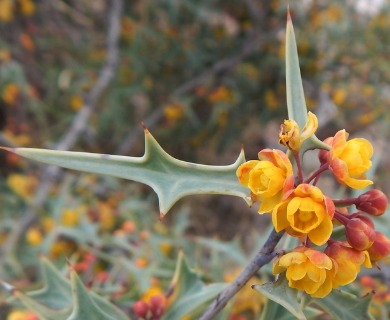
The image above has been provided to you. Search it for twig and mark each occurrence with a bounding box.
[199,229,285,320]
[0,0,123,265]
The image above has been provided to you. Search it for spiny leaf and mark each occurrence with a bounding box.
[12,258,129,320]
[1,129,249,217]
[67,272,120,320]
[310,290,374,320]
[260,298,324,320]
[162,251,227,319]
[253,275,306,320]
[285,11,330,152]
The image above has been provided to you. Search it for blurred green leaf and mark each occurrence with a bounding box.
[163,251,227,319]
[12,258,129,320]
[2,130,249,217]
[310,289,374,320]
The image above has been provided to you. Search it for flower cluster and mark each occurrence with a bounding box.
[237,112,390,298]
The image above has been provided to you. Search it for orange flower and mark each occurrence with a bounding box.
[236,149,294,213]
[325,130,373,189]
[272,184,335,245]
[325,241,371,288]
[273,246,335,298]
[279,112,318,151]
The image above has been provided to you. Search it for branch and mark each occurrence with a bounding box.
[0,0,123,264]
[199,229,285,320]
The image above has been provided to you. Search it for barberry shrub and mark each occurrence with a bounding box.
[1,9,389,320]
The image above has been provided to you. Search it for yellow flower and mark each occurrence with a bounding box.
[61,209,80,227]
[7,310,37,320]
[236,149,294,213]
[324,130,373,189]
[273,246,335,298]
[279,111,318,151]
[163,103,184,123]
[2,83,20,105]
[26,227,43,246]
[7,174,37,200]
[272,184,335,245]
[325,241,371,288]
[18,0,35,16]
[69,95,84,111]
[0,0,14,22]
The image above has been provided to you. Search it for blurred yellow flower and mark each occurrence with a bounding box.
[69,95,84,111]
[18,0,35,16]
[163,103,184,123]
[265,90,279,110]
[208,86,234,104]
[2,83,20,105]
[7,310,38,320]
[332,88,347,106]
[61,209,80,227]
[98,201,116,231]
[7,174,37,200]
[0,0,14,22]
[3,130,31,146]
[26,227,43,246]
[273,246,336,298]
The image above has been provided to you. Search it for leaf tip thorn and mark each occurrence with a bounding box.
[159,212,166,221]
[141,122,150,134]
[287,6,291,22]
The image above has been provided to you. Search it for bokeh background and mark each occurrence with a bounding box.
[0,0,389,319]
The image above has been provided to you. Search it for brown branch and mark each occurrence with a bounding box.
[199,229,285,320]
[0,0,123,265]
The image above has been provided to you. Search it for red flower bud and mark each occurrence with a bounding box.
[357,189,388,216]
[149,295,166,318]
[133,300,149,319]
[349,213,375,229]
[345,218,376,251]
[368,232,390,263]
[318,137,333,164]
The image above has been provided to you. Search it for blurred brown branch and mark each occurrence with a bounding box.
[0,0,123,268]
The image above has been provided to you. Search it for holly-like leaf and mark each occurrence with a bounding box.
[260,298,324,320]
[11,258,129,320]
[285,11,329,152]
[253,275,306,320]
[1,129,249,217]
[163,251,228,319]
[310,290,374,320]
[67,272,120,320]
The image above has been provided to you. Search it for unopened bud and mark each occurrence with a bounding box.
[345,218,376,251]
[349,213,375,229]
[133,300,149,319]
[368,232,390,263]
[357,189,388,216]
[318,137,332,164]
[149,295,166,318]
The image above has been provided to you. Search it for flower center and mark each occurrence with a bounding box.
[299,210,313,222]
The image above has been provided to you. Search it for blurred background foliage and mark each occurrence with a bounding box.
[0,0,390,319]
